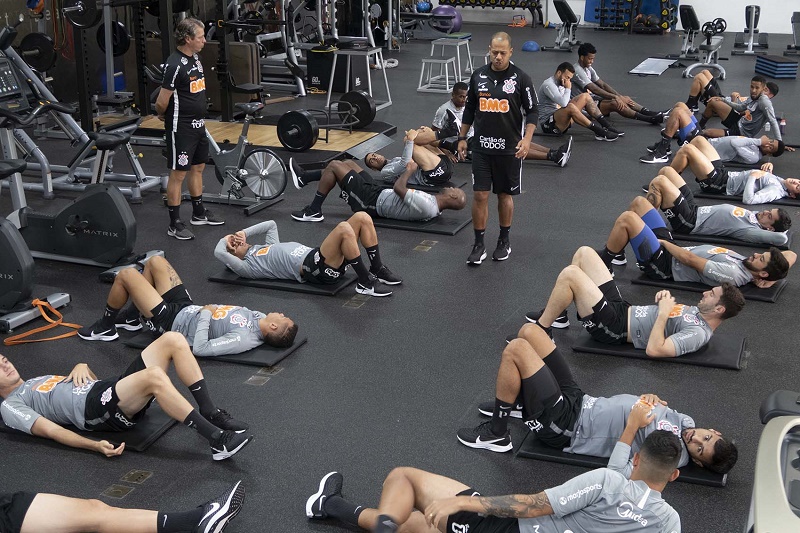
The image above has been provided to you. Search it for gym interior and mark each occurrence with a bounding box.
[1,0,799,531]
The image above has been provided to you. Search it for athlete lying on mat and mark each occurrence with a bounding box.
[78,256,298,353]
[365,127,456,187]
[216,214,400,297]
[0,480,244,533]
[596,198,796,289]
[526,247,744,357]
[640,102,700,164]
[671,135,784,171]
[699,75,782,141]
[457,321,738,478]
[289,160,466,223]
[0,334,253,461]
[306,431,682,532]
[643,167,792,247]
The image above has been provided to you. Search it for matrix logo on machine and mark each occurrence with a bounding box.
[479,98,509,113]
[617,502,648,527]
[478,136,506,150]
[0,272,14,280]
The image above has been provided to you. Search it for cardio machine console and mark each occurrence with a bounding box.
[0,57,30,112]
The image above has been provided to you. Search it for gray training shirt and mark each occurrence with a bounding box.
[693,204,788,246]
[726,94,781,141]
[671,245,753,287]
[376,188,440,221]
[708,136,762,165]
[171,305,266,357]
[378,140,426,185]
[516,465,681,532]
[570,62,600,99]
[1,375,97,433]
[627,304,713,355]
[565,393,693,476]
[725,171,789,204]
[214,220,312,282]
[538,76,571,123]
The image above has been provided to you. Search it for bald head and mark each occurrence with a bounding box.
[491,31,512,48]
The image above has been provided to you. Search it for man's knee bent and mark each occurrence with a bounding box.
[572,245,598,265]
[348,211,372,226]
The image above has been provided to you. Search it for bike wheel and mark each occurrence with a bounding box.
[237,148,287,200]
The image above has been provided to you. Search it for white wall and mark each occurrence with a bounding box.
[434,1,797,35]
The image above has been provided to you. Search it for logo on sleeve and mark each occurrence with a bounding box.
[559,484,602,505]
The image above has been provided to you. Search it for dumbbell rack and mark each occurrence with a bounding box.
[594,0,630,32]
[630,0,677,35]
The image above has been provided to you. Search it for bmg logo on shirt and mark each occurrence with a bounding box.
[479,98,509,113]
[189,77,206,93]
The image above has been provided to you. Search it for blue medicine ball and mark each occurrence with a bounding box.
[416,1,432,13]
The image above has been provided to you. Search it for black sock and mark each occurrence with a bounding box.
[490,397,515,435]
[596,115,612,129]
[499,226,510,241]
[301,169,323,184]
[588,120,606,136]
[157,507,205,533]
[635,111,659,124]
[167,205,181,226]
[374,515,399,533]
[698,116,709,129]
[639,107,660,117]
[102,304,121,326]
[686,94,699,108]
[597,246,617,267]
[474,229,485,246]
[365,245,383,272]
[188,379,216,418]
[547,148,557,161]
[323,495,365,528]
[190,195,205,217]
[183,410,220,441]
[309,191,327,213]
[348,256,372,285]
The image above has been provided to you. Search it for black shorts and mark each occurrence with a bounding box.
[663,192,698,234]
[447,489,520,533]
[340,171,381,215]
[143,284,193,334]
[721,110,741,135]
[528,362,585,449]
[166,124,209,171]
[301,247,346,285]
[539,114,566,135]
[697,163,728,194]
[84,355,153,432]
[640,227,675,280]
[0,492,36,533]
[419,155,453,186]
[579,280,630,345]
[471,150,522,195]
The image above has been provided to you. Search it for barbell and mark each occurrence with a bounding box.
[277,90,377,152]
[17,32,57,72]
[63,0,191,29]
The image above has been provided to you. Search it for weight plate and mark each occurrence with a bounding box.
[19,32,57,72]
[338,90,376,129]
[277,110,319,152]
[63,0,102,29]
[96,21,131,57]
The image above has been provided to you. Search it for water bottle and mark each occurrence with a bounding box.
[780,115,786,135]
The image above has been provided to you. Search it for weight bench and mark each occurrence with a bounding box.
[541,0,580,53]
[0,402,176,452]
[666,5,701,62]
[371,212,471,235]
[694,191,800,207]
[400,12,456,40]
[208,268,357,296]
[124,331,308,367]
[516,432,728,487]
[683,15,727,80]
[572,334,747,370]
[671,231,792,251]
[631,274,787,303]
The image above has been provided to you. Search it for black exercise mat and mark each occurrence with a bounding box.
[208,269,356,296]
[379,178,468,193]
[0,402,175,452]
[124,332,308,367]
[631,275,787,303]
[672,231,791,251]
[372,213,471,235]
[571,334,746,370]
[694,192,800,207]
[516,432,727,488]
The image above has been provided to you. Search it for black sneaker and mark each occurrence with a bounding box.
[77,320,119,341]
[641,183,650,194]
[355,275,393,297]
[640,146,670,164]
[114,308,142,332]
[207,408,249,434]
[168,220,195,240]
[371,265,402,285]
[525,309,569,328]
[190,209,225,226]
[305,471,343,519]
[596,129,620,142]
[646,140,672,155]
[456,420,513,453]
[288,158,305,189]
[439,109,460,139]
[611,252,627,265]
[492,238,511,261]
[555,136,573,167]
[606,125,625,137]
[478,401,523,418]
[291,205,324,222]
[196,480,245,533]
[210,430,253,461]
[467,244,487,266]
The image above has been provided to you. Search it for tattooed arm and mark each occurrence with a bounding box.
[424,493,553,529]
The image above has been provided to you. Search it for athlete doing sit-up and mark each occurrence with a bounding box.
[640,102,701,164]
[306,430,682,532]
[671,135,784,171]
[643,167,792,246]
[0,334,253,461]
[457,321,738,481]
[78,256,298,352]
[700,75,782,141]
[216,216,400,297]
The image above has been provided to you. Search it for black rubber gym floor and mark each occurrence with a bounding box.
[2,23,799,533]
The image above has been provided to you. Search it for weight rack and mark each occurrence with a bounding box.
[594,0,630,32]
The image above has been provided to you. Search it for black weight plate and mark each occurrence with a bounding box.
[19,32,57,72]
[277,110,319,152]
[338,90,376,129]
[96,21,131,57]
[63,0,102,29]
